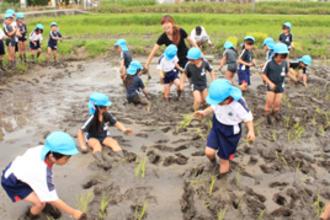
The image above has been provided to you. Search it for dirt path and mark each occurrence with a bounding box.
[0,58,329,220]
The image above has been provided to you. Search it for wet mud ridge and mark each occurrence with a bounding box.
[0,59,329,219]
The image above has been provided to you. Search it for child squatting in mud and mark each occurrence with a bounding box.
[78,92,133,169]
[1,132,86,220]
[195,79,255,176]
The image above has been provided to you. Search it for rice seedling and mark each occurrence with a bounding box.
[281,156,289,167]
[218,207,227,220]
[46,216,55,220]
[287,131,292,142]
[324,82,328,90]
[235,168,241,185]
[284,115,290,128]
[195,128,206,140]
[134,200,148,220]
[296,161,301,173]
[254,118,264,127]
[287,101,292,110]
[275,150,279,160]
[312,114,317,127]
[312,190,325,217]
[282,94,288,103]
[204,200,211,208]
[294,126,305,141]
[176,113,195,132]
[257,210,265,220]
[209,175,217,197]
[271,130,277,142]
[76,191,92,213]
[135,156,146,178]
[98,193,110,219]
[292,121,300,130]
[236,196,244,210]
[318,125,325,136]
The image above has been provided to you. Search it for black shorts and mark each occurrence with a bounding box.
[18,36,27,42]
[266,84,284,93]
[48,42,57,51]
[0,41,5,55]
[30,41,40,50]
[127,95,141,105]
[6,38,16,47]
[192,84,207,92]
[227,63,237,73]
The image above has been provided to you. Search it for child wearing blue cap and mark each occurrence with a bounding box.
[195,79,255,176]
[124,61,151,111]
[47,22,62,64]
[289,55,312,88]
[78,93,133,167]
[261,43,297,124]
[0,23,6,71]
[219,41,238,84]
[1,132,86,220]
[4,13,17,68]
[238,36,256,91]
[29,24,43,62]
[279,22,294,50]
[260,38,275,70]
[114,39,132,80]
[157,44,183,101]
[181,47,215,110]
[16,13,27,64]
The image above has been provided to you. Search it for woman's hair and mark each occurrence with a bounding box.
[46,151,70,160]
[91,106,101,134]
[161,15,181,46]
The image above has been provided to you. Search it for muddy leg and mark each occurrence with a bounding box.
[272,93,283,121]
[102,137,122,152]
[225,71,234,84]
[205,146,216,162]
[201,88,209,108]
[173,78,182,99]
[219,158,230,174]
[24,192,46,216]
[193,90,202,111]
[164,83,171,102]
[264,91,275,124]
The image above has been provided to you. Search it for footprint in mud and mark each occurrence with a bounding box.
[160,126,171,133]
[269,181,288,188]
[163,153,188,166]
[82,179,100,189]
[180,181,196,220]
[147,150,161,165]
[272,193,288,206]
[191,150,204,157]
[135,133,148,138]
[271,207,293,217]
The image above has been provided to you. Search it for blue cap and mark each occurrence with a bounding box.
[164,44,178,60]
[114,39,128,52]
[244,36,255,42]
[50,22,57,27]
[206,79,242,105]
[274,43,289,54]
[300,55,312,66]
[16,13,24,19]
[283,22,291,29]
[267,42,275,50]
[41,131,79,161]
[36,24,44,30]
[224,41,235,49]
[5,9,15,15]
[263,37,274,46]
[4,13,13,19]
[127,61,143,75]
[187,47,202,60]
[88,92,112,115]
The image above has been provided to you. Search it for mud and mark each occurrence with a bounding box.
[0,57,329,219]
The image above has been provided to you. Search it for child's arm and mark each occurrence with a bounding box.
[114,122,133,136]
[261,73,276,91]
[252,58,257,67]
[219,56,226,70]
[180,73,187,91]
[238,58,252,67]
[245,120,255,142]
[209,70,215,82]
[119,59,125,77]
[50,199,83,220]
[77,129,88,152]
[145,44,160,70]
[175,63,184,73]
[303,74,308,88]
[286,70,297,82]
[142,88,150,99]
[194,106,214,120]
[159,70,164,79]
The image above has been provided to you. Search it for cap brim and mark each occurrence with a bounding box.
[206,95,223,105]
[230,87,242,101]
[105,101,112,107]
[62,147,80,156]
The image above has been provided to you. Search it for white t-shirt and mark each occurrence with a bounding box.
[212,98,253,126]
[4,146,59,202]
[0,29,5,39]
[190,26,211,44]
[157,55,179,73]
[29,31,43,42]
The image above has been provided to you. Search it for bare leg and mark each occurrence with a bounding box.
[102,137,122,152]
[264,91,276,124]
[201,88,208,107]
[193,90,202,111]
[219,158,230,174]
[225,71,234,84]
[24,192,46,216]
[87,138,102,153]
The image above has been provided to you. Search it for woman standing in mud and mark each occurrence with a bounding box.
[144,15,199,72]
[77,93,133,168]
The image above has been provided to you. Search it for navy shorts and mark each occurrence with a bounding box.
[127,95,141,105]
[206,116,242,160]
[237,64,250,85]
[30,41,40,50]
[266,83,284,93]
[164,70,179,84]
[1,163,33,203]
[192,83,207,92]
[86,135,108,144]
[18,36,27,42]
[48,43,57,51]
[0,41,5,55]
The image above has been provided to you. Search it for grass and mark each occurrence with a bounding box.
[257,210,265,220]
[218,207,227,220]
[76,191,92,213]
[312,190,325,217]
[135,156,146,178]
[208,175,217,197]
[134,200,148,220]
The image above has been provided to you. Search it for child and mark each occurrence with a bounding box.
[78,92,133,167]
[1,131,85,220]
[114,39,132,80]
[261,43,297,124]
[157,44,183,101]
[124,61,151,112]
[47,22,62,64]
[29,24,43,61]
[4,13,17,68]
[238,36,257,91]
[0,25,6,71]
[180,47,215,111]
[260,37,275,69]
[195,79,255,176]
[219,41,238,84]
[16,13,27,64]
[190,26,213,51]
[279,22,294,50]
[289,55,312,88]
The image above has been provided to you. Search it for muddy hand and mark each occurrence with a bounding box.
[194,111,205,120]
[247,130,256,143]
[124,129,133,136]
[78,213,88,220]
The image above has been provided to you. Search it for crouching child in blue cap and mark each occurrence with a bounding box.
[124,61,152,112]
[219,41,238,84]
[195,79,255,176]
[1,132,86,220]
[114,39,132,81]
[47,22,62,64]
[181,47,215,111]
[157,44,183,101]
[261,43,297,124]
[289,55,312,88]
[29,24,43,61]
[238,36,257,91]
[78,92,133,168]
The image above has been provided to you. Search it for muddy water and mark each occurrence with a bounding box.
[0,58,329,220]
